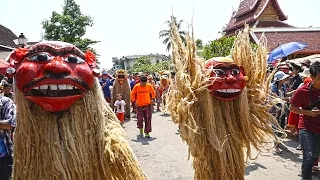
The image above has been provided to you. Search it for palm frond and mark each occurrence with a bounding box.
[166,42,172,52]
[162,37,170,45]
[179,30,186,36]
[159,30,170,38]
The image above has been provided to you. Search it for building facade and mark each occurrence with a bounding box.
[111,54,170,73]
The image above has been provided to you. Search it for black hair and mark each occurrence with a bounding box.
[290,63,302,72]
[140,76,147,82]
[309,61,320,77]
[3,82,12,88]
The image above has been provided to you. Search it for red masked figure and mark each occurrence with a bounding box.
[9,41,97,112]
[205,57,248,100]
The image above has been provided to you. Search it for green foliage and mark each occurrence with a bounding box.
[132,56,153,73]
[42,0,99,56]
[201,36,235,60]
[201,36,258,60]
[195,39,203,49]
[159,16,187,52]
[132,56,172,73]
[152,60,172,73]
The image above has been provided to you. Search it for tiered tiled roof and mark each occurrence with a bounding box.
[0,24,18,49]
[255,21,293,28]
[252,28,320,53]
[224,0,288,34]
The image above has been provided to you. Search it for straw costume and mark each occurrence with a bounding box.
[111,69,131,120]
[158,74,171,113]
[167,19,280,180]
[8,41,147,180]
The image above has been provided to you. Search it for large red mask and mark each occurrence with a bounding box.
[9,41,97,112]
[205,57,248,100]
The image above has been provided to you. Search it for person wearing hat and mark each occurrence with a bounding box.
[157,75,171,112]
[289,61,320,179]
[270,71,291,129]
[99,72,112,103]
[131,76,156,138]
[301,59,311,70]
[289,63,303,91]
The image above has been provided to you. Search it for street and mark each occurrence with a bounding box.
[123,111,320,180]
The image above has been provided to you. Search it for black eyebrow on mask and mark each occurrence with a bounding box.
[26,44,85,59]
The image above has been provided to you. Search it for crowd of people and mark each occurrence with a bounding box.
[98,70,175,137]
[1,59,320,179]
[269,59,320,180]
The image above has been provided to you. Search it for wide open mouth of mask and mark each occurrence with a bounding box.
[25,84,84,97]
[117,75,125,79]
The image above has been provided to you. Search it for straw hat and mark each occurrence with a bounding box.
[299,68,310,78]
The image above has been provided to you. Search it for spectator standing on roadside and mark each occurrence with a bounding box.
[289,61,320,180]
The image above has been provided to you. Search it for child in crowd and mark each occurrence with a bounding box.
[114,94,126,127]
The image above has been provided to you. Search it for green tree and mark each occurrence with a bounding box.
[42,0,99,55]
[132,56,173,73]
[201,36,258,60]
[159,16,187,52]
[152,60,172,73]
[201,36,235,59]
[132,56,153,73]
[195,39,203,50]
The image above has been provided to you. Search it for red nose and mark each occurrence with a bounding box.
[225,74,236,83]
[43,57,72,75]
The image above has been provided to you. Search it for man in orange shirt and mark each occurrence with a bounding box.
[131,76,156,138]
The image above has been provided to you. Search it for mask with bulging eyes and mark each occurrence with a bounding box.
[205,57,248,100]
[9,41,97,112]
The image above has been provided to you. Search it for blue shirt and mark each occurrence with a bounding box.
[0,96,16,158]
[130,80,136,90]
[99,78,111,98]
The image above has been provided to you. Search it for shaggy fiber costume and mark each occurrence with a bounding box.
[9,41,146,180]
[111,69,131,120]
[167,19,281,180]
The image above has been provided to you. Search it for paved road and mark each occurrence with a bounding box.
[123,111,320,180]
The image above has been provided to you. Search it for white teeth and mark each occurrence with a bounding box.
[49,84,58,90]
[39,85,48,90]
[58,84,67,90]
[66,85,73,90]
[227,89,233,93]
[216,89,240,93]
[33,84,79,90]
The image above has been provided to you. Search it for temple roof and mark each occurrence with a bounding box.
[0,24,18,49]
[251,28,320,53]
[224,0,288,34]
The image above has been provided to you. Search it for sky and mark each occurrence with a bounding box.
[1,0,320,69]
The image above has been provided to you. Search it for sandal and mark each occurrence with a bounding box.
[296,145,302,150]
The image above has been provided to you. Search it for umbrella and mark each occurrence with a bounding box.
[268,42,308,63]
